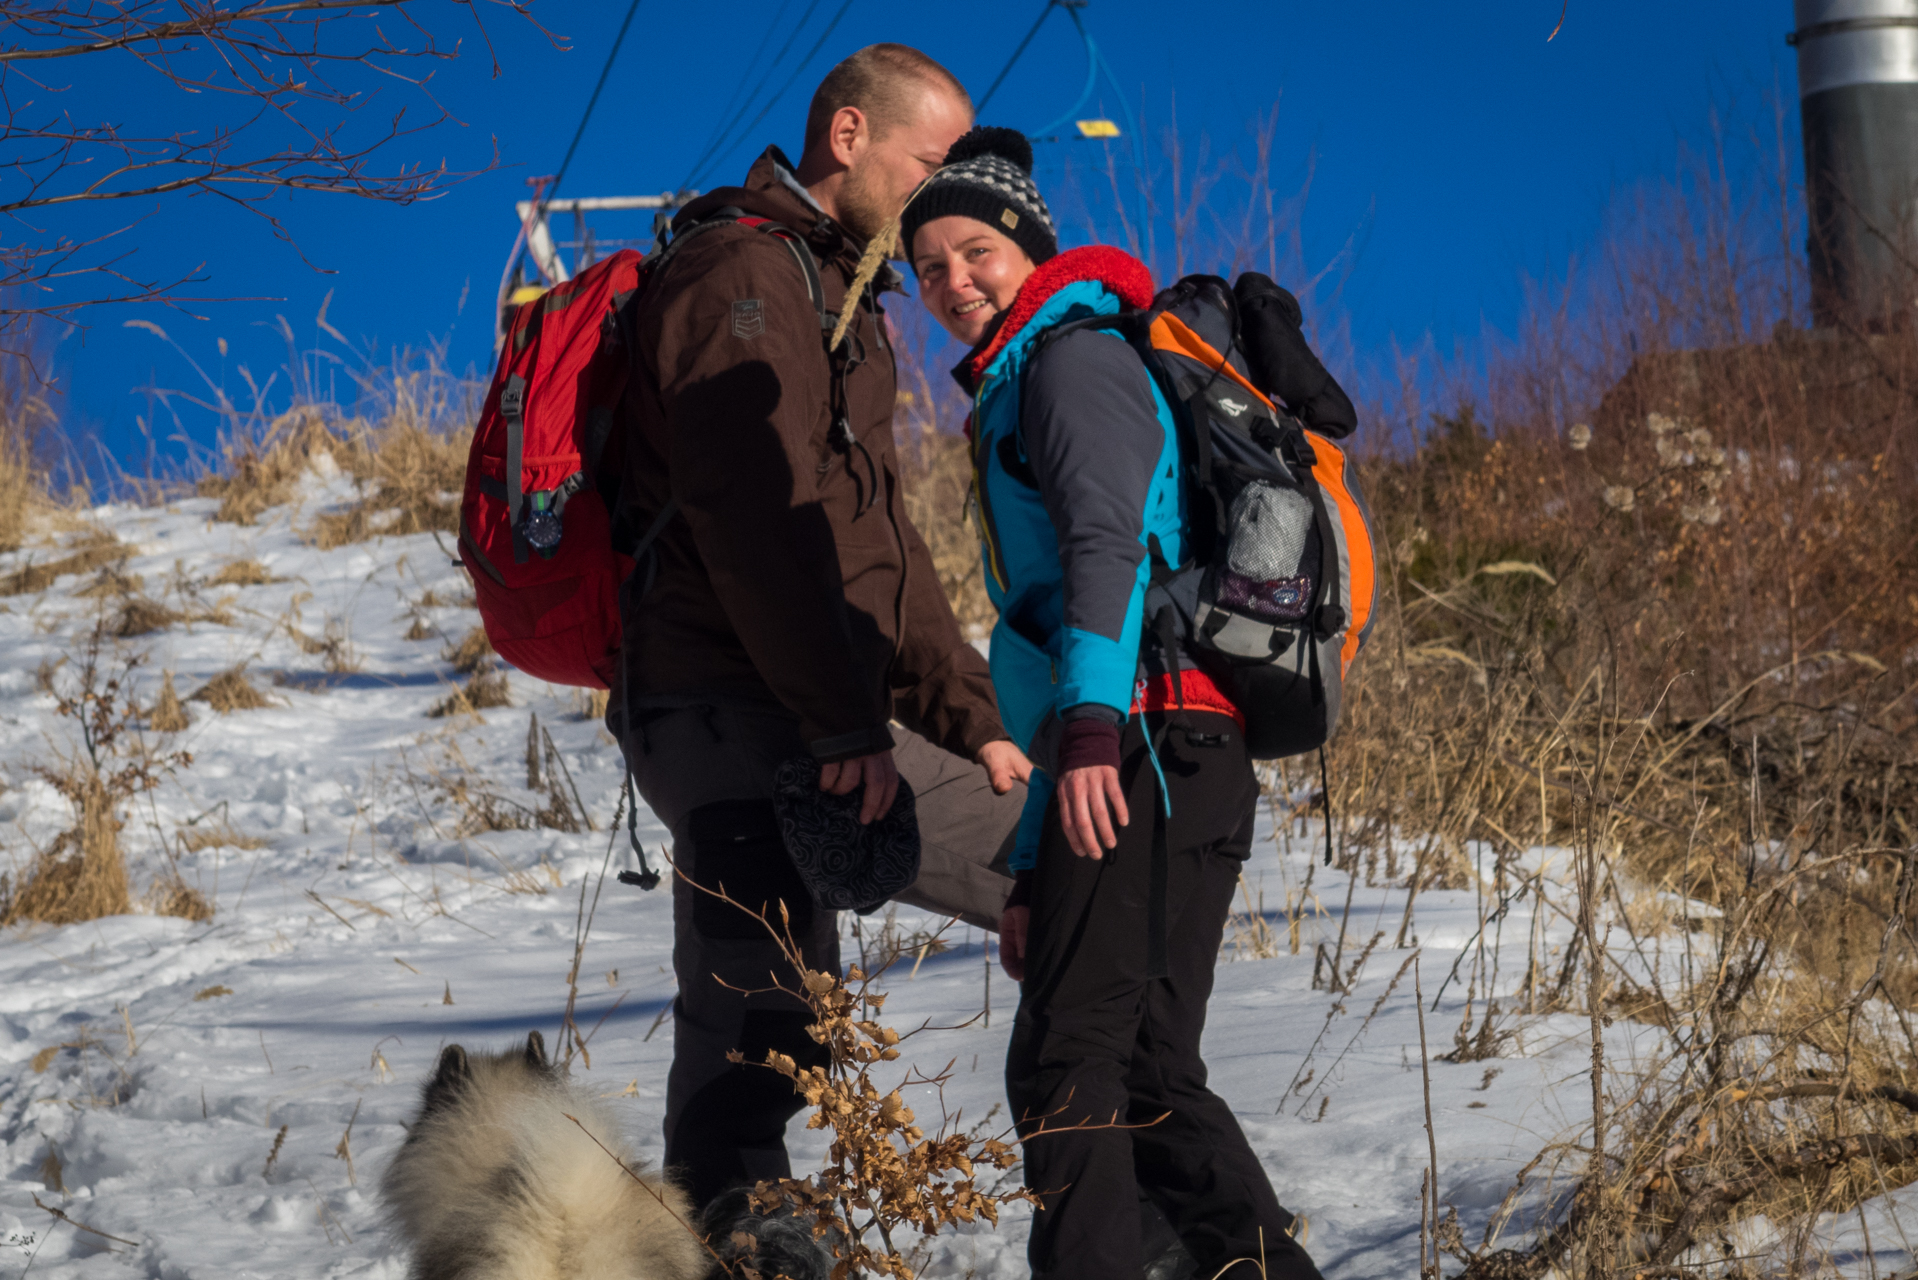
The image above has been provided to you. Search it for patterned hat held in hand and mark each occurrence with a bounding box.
[770,757,920,915]
[901,125,1057,266]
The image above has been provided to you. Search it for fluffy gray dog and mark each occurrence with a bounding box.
[381,1030,708,1280]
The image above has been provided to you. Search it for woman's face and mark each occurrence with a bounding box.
[911,216,1037,347]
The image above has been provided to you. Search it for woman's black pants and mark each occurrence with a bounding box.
[1006,710,1323,1280]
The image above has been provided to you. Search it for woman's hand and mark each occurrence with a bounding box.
[977,739,1033,794]
[999,904,1029,980]
[1057,764,1128,859]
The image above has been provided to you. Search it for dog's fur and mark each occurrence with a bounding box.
[381,1031,708,1280]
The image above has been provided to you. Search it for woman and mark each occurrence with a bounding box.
[902,127,1325,1280]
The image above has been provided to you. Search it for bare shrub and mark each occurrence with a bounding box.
[190,666,274,714]
[672,884,1036,1277]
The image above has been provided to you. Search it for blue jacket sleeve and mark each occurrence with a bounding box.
[1022,327,1167,718]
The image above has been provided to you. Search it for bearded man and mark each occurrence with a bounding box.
[613,44,1030,1217]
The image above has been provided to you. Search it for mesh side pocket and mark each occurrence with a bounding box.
[1225,481,1314,580]
[1217,481,1316,622]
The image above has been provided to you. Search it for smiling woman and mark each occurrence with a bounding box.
[904,126,1056,348]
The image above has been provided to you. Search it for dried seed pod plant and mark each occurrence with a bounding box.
[707,886,1038,1279]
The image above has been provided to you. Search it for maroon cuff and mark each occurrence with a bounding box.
[1058,717,1122,774]
[1006,869,1034,910]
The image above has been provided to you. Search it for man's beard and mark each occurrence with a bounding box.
[834,158,897,250]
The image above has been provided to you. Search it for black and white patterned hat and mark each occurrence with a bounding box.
[902,126,1057,265]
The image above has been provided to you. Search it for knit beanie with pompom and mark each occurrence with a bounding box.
[901,126,1057,266]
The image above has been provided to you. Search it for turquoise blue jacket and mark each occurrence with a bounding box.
[958,246,1183,869]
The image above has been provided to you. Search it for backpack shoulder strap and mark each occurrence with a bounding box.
[650,208,835,337]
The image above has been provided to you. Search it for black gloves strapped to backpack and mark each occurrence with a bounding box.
[1233,272,1358,440]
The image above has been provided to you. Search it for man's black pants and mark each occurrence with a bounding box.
[616,697,1024,1213]
[1007,711,1323,1280]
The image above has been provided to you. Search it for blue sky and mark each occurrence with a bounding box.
[34,1,1800,468]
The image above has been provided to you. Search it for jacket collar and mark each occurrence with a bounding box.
[956,245,1156,390]
[675,147,856,268]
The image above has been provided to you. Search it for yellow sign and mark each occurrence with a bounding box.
[1076,119,1121,139]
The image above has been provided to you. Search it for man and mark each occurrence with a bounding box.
[612,45,1029,1217]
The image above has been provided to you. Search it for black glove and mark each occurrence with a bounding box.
[1233,272,1358,439]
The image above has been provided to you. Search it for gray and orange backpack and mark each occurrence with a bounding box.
[1040,271,1378,761]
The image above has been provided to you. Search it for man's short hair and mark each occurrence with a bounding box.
[804,44,971,148]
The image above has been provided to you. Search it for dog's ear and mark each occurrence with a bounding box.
[524,1030,549,1072]
[419,1044,470,1116]
[433,1044,470,1090]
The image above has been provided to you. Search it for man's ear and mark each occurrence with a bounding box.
[827,104,869,168]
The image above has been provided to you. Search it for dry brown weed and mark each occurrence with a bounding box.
[198,407,351,525]
[0,532,124,598]
[207,559,277,587]
[426,671,509,719]
[442,626,493,674]
[190,666,274,713]
[149,671,189,732]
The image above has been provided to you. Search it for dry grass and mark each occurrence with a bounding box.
[176,824,267,854]
[306,417,466,549]
[71,565,141,598]
[0,352,59,555]
[442,625,493,674]
[288,616,362,674]
[109,596,182,637]
[149,671,189,732]
[207,558,277,587]
[2,639,191,928]
[2,776,130,926]
[190,666,274,713]
[896,406,995,636]
[146,872,214,921]
[427,670,509,719]
[197,406,348,525]
[402,615,435,641]
[0,531,124,598]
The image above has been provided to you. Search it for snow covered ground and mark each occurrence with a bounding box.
[0,485,1909,1278]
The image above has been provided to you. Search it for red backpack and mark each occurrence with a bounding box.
[458,213,828,689]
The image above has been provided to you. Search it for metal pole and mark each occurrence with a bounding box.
[1791,0,1918,327]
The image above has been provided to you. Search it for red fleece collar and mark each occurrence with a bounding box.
[963,245,1155,383]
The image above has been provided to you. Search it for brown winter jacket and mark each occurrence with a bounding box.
[616,147,1005,764]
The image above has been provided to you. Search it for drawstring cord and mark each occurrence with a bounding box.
[615,773,662,890]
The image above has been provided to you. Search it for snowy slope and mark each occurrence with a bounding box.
[0,488,1908,1279]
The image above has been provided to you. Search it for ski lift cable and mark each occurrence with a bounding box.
[679,0,827,191]
[1029,21,1099,138]
[547,0,647,204]
[688,0,858,191]
[684,0,796,182]
[975,0,1060,112]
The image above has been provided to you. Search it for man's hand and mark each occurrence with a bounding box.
[999,904,1029,981]
[819,750,900,825]
[1057,764,1128,859]
[977,739,1033,795]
